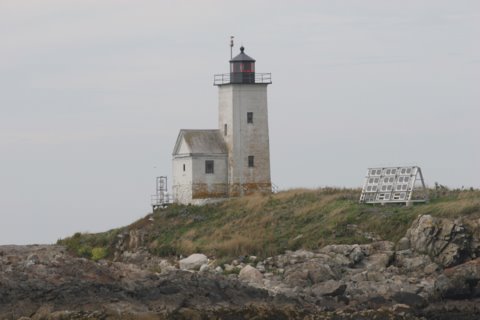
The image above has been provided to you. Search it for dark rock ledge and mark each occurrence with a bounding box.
[1,215,480,319]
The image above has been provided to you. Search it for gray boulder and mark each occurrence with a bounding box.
[199,264,210,273]
[238,265,263,285]
[435,258,480,299]
[395,249,432,272]
[349,245,365,264]
[391,291,427,309]
[396,237,410,251]
[364,253,392,271]
[179,253,208,271]
[305,262,337,284]
[283,255,339,287]
[311,280,346,297]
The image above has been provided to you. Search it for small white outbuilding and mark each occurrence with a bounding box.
[172,130,228,205]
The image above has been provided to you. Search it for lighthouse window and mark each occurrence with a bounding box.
[242,62,253,72]
[183,164,185,172]
[247,112,253,123]
[205,160,214,174]
[232,63,241,73]
[224,124,227,136]
[248,156,254,168]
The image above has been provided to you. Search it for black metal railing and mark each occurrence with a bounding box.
[213,73,272,85]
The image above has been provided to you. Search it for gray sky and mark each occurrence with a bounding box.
[1,0,479,245]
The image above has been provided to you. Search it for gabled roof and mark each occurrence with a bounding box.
[172,129,227,156]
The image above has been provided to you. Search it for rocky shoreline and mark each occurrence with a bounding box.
[1,214,480,319]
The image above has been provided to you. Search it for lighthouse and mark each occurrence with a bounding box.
[172,46,272,204]
[215,46,272,196]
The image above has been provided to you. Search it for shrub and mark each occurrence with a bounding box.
[77,245,92,258]
[91,247,108,261]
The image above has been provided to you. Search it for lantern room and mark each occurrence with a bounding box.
[230,46,255,84]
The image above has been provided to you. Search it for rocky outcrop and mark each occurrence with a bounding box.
[257,241,436,303]
[405,215,477,267]
[3,214,480,319]
[0,245,305,319]
[210,215,480,318]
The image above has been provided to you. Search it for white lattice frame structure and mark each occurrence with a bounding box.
[359,166,428,204]
[151,176,173,209]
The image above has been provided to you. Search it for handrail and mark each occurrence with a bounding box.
[213,73,272,85]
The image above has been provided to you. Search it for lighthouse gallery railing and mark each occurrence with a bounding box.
[213,73,272,85]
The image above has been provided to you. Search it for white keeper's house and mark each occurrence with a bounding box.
[172,46,272,205]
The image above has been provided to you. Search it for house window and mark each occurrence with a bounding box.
[247,112,253,123]
[205,160,214,174]
[248,156,254,168]
[183,164,185,172]
[224,123,227,136]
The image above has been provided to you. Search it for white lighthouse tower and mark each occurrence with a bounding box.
[170,46,272,205]
[214,46,272,196]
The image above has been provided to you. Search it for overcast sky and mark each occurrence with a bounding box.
[1,1,479,245]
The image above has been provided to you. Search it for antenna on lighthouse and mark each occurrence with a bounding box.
[230,36,234,59]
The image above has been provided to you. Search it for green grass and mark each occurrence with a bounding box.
[58,188,480,262]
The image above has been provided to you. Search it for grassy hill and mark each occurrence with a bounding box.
[58,187,480,262]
